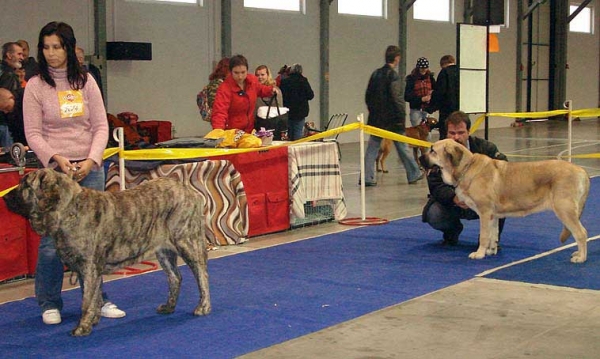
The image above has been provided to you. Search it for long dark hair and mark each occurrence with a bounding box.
[37,21,87,90]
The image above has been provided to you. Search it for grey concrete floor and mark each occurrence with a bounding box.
[2,118,600,358]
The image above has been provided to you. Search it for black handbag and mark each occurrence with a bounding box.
[255,94,288,140]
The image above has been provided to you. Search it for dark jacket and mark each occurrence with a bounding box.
[22,57,39,81]
[426,136,507,207]
[429,64,458,118]
[0,61,24,138]
[280,73,314,120]
[3,95,26,145]
[404,71,436,110]
[365,64,405,132]
[0,61,22,95]
[85,64,104,100]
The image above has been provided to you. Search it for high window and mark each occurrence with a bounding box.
[129,0,200,4]
[413,0,451,22]
[243,0,303,12]
[338,0,386,18]
[570,4,593,33]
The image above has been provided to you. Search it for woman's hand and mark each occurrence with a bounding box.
[51,155,94,181]
[52,154,78,176]
[74,158,94,181]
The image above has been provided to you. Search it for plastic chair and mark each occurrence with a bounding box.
[321,113,348,160]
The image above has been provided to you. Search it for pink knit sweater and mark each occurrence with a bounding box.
[23,68,108,168]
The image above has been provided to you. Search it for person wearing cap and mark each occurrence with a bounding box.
[404,57,436,129]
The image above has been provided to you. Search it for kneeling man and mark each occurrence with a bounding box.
[422,111,507,245]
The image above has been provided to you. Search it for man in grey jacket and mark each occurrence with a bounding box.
[363,45,422,186]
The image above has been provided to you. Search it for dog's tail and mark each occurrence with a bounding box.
[559,227,571,243]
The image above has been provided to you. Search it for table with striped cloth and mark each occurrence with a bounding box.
[105,160,248,247]
[288,142,347,223]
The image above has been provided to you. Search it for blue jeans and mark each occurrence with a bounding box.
[288,118,305,141]
[409,109,428,127]
[364,134,421,184]
[36,167,110,312]
[0,124,13,150]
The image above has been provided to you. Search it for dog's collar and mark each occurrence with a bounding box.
[453,159,475,188]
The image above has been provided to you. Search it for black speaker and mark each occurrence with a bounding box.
[106,42,152,61]
[473,0,505,25]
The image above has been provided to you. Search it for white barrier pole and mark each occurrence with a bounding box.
[565,100,572,163]
[113,127,126,191]
[358,113,366,220]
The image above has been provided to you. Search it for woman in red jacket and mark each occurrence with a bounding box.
[211,54,274,133]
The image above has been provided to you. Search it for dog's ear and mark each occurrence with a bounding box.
[32,170,63,214]
[26,169,73,235]
[448,144,464,169]
[442,142,466,185]
[443,142,464,169]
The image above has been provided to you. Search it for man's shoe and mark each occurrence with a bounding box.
[442,224,463,246]
[101,302,126,318]
[42,309,62,325]
[358,181,377,187]
[408,172,424,185]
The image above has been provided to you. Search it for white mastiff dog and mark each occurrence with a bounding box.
[421,139,590,263]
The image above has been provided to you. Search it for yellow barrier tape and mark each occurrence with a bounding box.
[3,108,599,198]
[470,108,600,134]
[362,125,432,148]
[101,123,364,161]
[103,147,119,159]
[100,122,431,162]
[0,186,14,197]
[572,108,600,118]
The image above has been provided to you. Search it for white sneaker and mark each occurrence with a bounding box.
[101,302,126,318]
[42,309,62,325]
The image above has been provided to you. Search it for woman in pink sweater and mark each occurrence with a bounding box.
[23,21,125,326]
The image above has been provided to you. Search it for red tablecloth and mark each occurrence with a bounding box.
[0,165,40,281]
[210,146,289,237]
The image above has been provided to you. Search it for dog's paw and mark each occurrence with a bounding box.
[468,251,486,260]
[383,170,389,173]
[71,325,92,337]
[486,247,498,256]
[156,304,176,315]
[376,169,382,172]
[570,251,587,263]
[194,304,212,316]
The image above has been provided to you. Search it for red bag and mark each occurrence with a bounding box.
[137,120,173,144]
[107,113,149,147]
[117,112,139,126]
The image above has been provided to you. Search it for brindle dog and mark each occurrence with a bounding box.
[4,169,211,336]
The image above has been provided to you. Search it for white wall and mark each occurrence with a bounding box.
[329,0,400,143]
[0,0,94,58]
[106,0,213,137]
[231,0,320,125]
[1,0,598,141]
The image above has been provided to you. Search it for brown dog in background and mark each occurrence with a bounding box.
[376,117,438,173]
